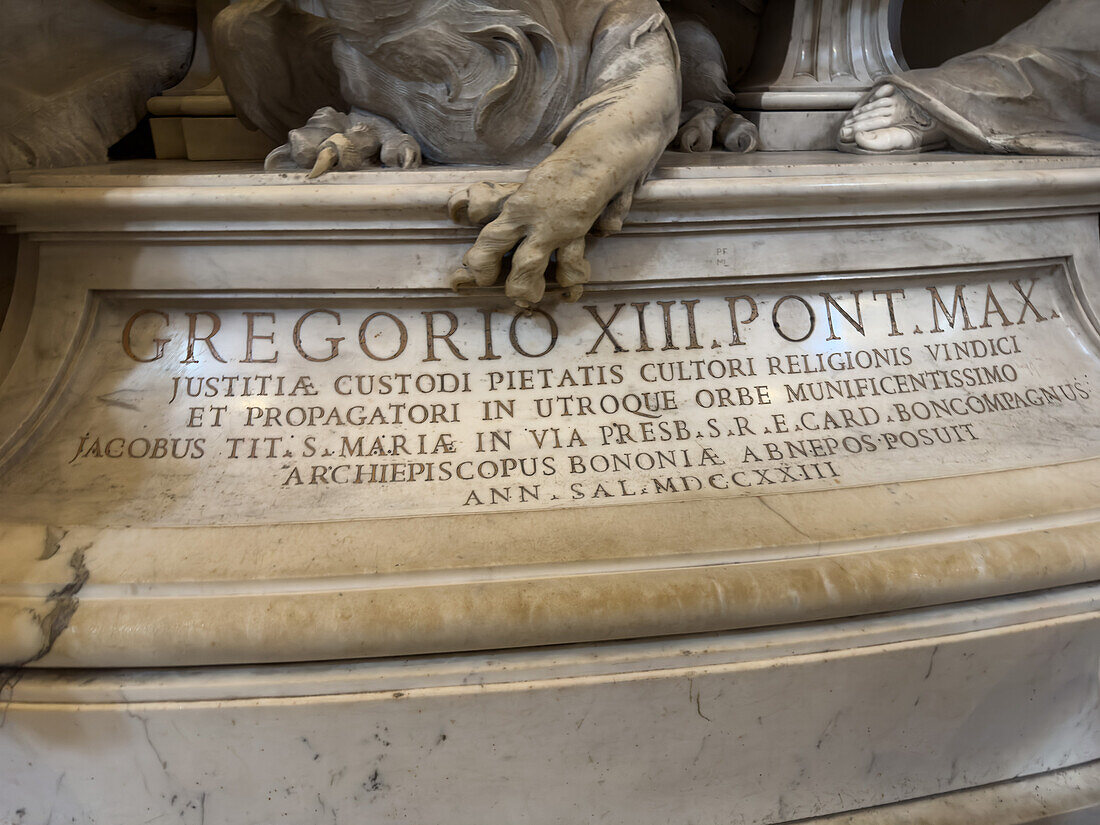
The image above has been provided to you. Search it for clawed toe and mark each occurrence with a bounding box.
[307,127,382,177]
[264,143,294,171]
[447,191,470,224]
[718,114,758,153]
[676,108,720,152]
[286,107,347,169]
[267,107,423,176]
[381,135,422,169]
[505,270,546,307]
[595,189,633,236]
[677,124,711,153]
[448,182,521,226]
[450,267,478,292]
[554,237,591,302]
[677,107,758,155]
[562,285,585,303]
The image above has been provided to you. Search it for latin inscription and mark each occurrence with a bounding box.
[49,266,1100,522]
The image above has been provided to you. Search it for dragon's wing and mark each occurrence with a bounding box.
[212,0,346,141]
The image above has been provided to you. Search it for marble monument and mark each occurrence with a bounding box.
[1,1,1099,823]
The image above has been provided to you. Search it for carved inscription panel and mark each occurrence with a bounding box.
[4,263,1099,525]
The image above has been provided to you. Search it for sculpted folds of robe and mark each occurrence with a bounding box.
[886,0,1100,155]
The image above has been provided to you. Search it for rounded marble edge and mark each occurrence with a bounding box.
[2,514,1098,668]
[2,161,1099,234]
[801,760,1100,825]
[6,583,1097,704]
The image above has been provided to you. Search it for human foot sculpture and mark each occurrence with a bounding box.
[837,84,946,154]
[837,0,1099,156]
[214,0,757,307]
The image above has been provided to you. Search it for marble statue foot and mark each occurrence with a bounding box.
[837,84,948,154]
[264,107,422,174]
[676,106,759,153]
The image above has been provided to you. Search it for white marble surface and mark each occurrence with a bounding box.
[0,155,1098,822]
[1,155,1099,670]
[0,264,1094,525]
[2,586,1098,824]
[803,761,1100,823]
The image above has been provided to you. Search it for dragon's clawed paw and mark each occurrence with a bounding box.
[449,177,608,307]
[448,182,522,226]
[676,107,758,154]
[265,107,422,175]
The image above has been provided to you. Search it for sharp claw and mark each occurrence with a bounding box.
[730,129,758,153]
[716,115,759,154]
[450,267,476,291]
[307,146,338,179]
[264,144,293,171]
[556,258,591,290]
[505,273,546,306]
[448,194,469,224]
[563,285,585,303]
[401,147,417,168]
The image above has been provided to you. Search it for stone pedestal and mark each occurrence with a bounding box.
[737,0,906,149]
[147,89,277,161]
[1,154,1099,823]
[145,0,275,161]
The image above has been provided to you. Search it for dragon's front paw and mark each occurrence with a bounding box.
[676,106,758,154]
[449,174,616,307]
[264,107,423,175]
